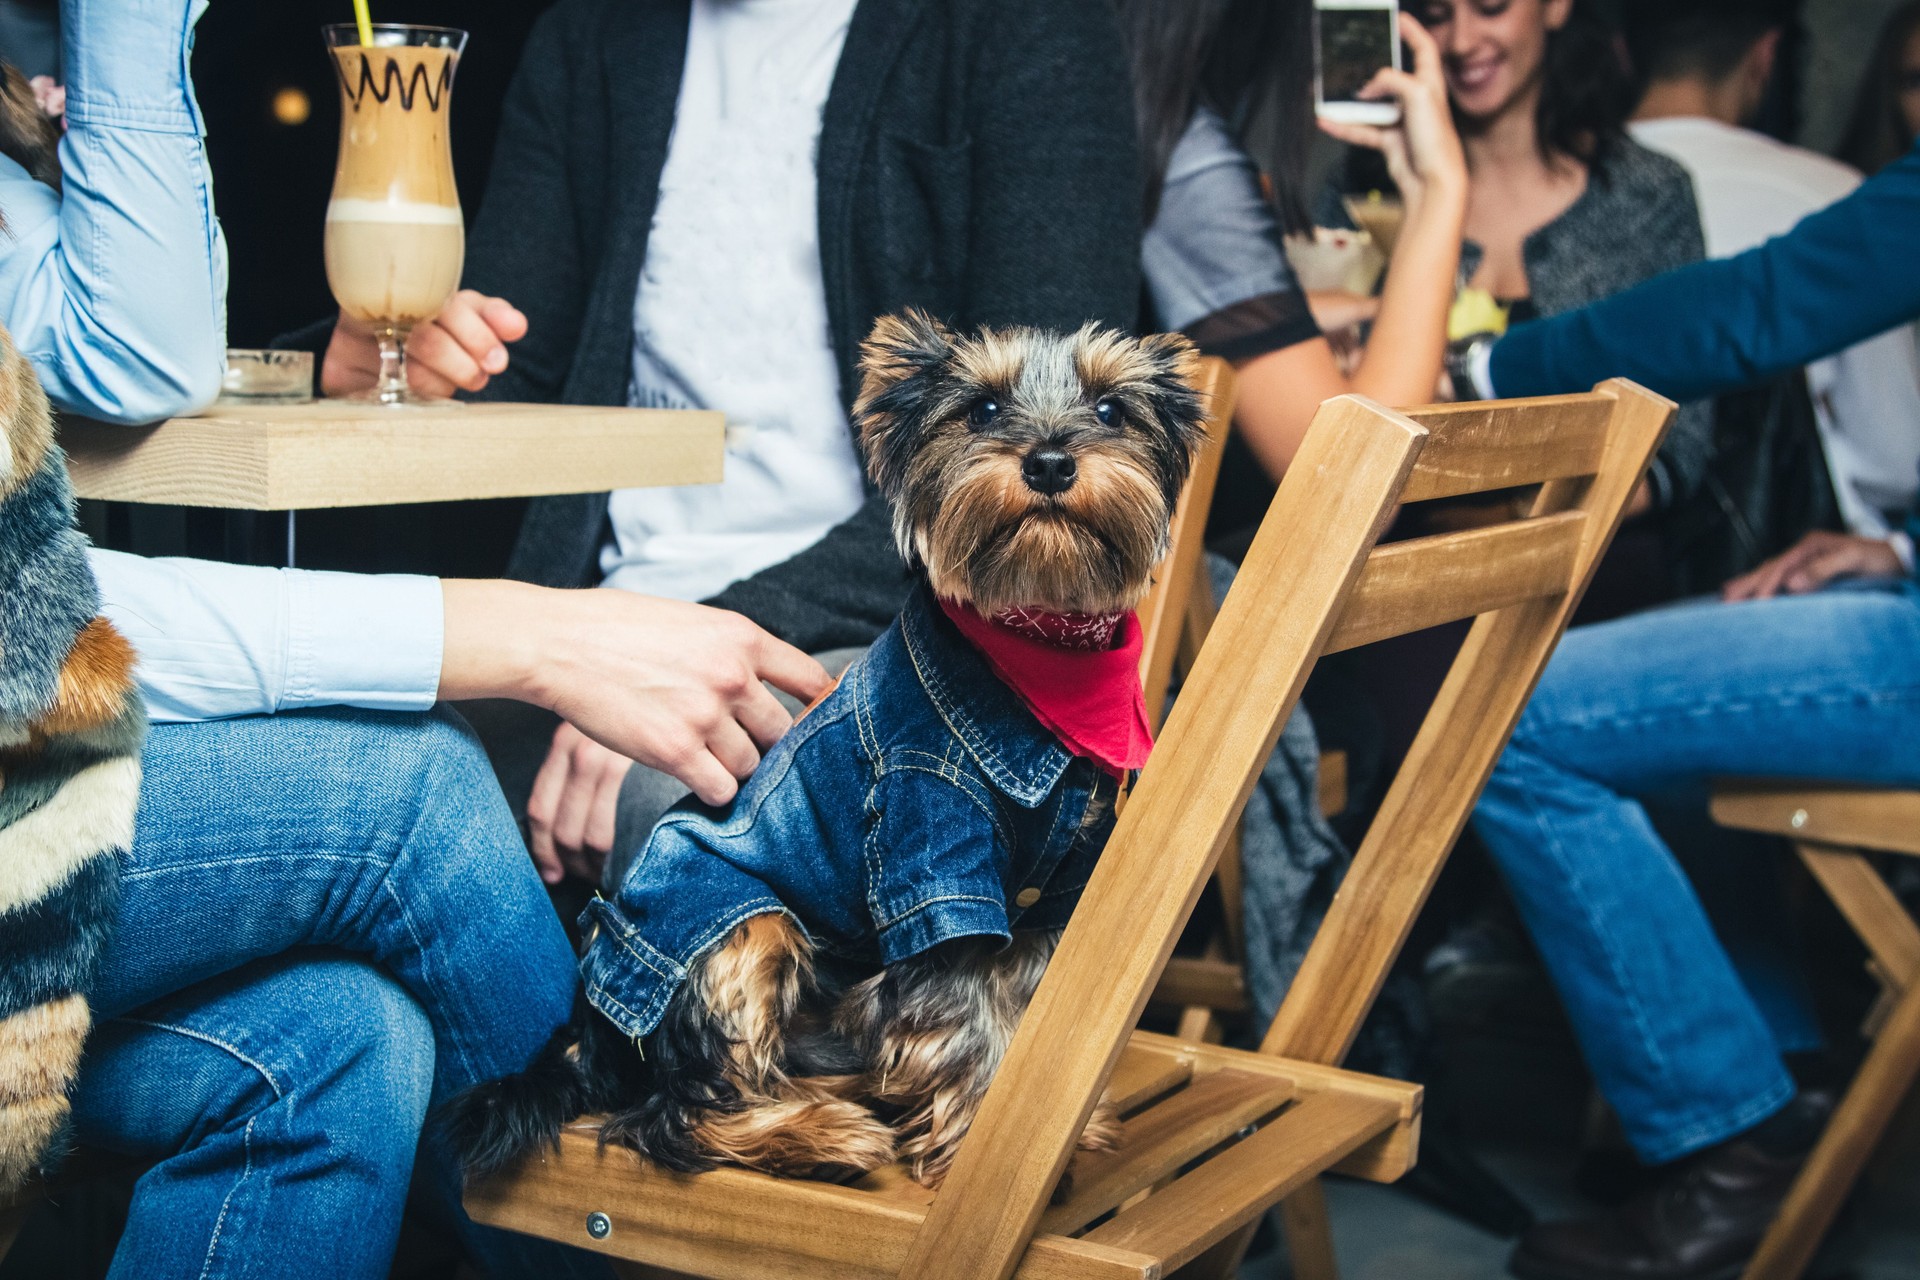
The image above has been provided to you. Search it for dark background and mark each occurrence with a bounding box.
[192,0,550,349]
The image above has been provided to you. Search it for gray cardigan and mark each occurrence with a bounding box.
[1456,140,1713,510]
[464,0,1143,652]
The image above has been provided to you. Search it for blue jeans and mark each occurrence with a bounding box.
[69,707,609,1280]
[1471,581,1920,1164]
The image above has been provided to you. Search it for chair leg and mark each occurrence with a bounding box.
[1280,1179,1341,1280]
[1743,974,1920,1280]
[1793,842,1920,984]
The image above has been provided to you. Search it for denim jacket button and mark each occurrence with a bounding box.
[1014,887,1042,908]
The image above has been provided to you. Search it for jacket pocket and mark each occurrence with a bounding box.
[878,133,972,288]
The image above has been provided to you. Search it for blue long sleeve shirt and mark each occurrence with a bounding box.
[1487,137,1920,407]
[0,0,226,423]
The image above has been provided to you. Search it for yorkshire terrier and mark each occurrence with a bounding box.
[451,311,1206,1189]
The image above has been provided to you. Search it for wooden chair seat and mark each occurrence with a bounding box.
[464,1031,1419,1280]
[1713,782,1920,858]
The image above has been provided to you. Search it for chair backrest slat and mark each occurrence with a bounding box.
[1396,394,1613,503]
[1323,510,1587,655]
[1263,380,1673,1064]
[901,379,1674,1280]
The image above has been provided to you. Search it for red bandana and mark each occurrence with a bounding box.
[937,597,1154,779]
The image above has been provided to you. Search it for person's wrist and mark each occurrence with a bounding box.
[513,585,586,712]
[1409,166,1466,218]
[441,578,569,706]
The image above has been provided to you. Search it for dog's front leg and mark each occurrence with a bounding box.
[836,930,1118,1188]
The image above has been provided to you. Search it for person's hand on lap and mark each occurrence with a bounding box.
[1721,529,1906,601]
[438,582,832,884]
[527,723,634,885]
[321,289,528,398]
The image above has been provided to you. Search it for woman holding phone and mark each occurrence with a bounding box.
[1412,0,1712,514]
[1120,0,1467,484]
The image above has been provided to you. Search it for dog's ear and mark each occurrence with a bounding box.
[853,310,955,495]
[1135,331,1209,464]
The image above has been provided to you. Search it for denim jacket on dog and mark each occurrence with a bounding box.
[580,582,1122,1041]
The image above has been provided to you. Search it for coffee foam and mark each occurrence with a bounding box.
[326,198,463,225]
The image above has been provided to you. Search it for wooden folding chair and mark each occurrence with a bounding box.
[1709,783,1920,1280]
[464,375,1671,1280]
[1164,378,1675,1280]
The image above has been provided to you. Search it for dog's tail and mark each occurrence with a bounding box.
[443,1024,599,1181]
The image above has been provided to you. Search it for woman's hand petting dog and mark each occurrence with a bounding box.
[438,581,832,884]
[321,289,528,398]
[1721,530,1907,602]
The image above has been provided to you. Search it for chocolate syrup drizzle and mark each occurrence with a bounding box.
[334,50,455,113]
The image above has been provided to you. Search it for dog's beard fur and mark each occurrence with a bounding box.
[911,442,1171,616]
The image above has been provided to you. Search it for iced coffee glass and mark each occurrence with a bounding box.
[323,23,467,406]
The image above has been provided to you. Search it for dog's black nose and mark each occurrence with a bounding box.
[1021,447,1077,495]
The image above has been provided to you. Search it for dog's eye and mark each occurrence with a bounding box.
[1094,398,1120,426]
[967,398,1001,429]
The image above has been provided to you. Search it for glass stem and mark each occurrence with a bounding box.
[374,325,409,405]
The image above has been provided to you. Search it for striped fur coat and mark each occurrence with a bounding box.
[0,323,144,1195]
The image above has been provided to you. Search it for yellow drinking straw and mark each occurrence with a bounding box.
[351,0,374,47]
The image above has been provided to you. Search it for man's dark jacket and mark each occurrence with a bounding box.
[463,0,1143,651]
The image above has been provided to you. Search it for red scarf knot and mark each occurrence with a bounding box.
[937,597,1154,779]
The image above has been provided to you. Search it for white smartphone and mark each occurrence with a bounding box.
[1314,0,1403,126]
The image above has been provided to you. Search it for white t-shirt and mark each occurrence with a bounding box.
[600,0,866,601]
[1630,117,1920,534]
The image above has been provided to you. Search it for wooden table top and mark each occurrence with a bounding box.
[62,400,725,510]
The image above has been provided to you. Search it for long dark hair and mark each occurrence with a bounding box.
[1837,0,1920,174]
[1117,0,1315,230]
[1526,0,1636,168]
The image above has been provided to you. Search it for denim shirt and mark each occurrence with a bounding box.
[581,583,1121,1040]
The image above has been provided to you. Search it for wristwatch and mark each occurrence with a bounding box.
[1444,334,1496,402]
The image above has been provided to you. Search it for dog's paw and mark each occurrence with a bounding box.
[1077,1097,1122,1153]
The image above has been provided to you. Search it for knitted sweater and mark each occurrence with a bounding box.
[0,322,143,1194]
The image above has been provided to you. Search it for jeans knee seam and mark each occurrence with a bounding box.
[113,1018,288,1100]
[377,874,485,1087]
[197,1115,254,1280]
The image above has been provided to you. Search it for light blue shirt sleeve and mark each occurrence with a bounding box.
[0,0,226,424]
[88,550,446,723]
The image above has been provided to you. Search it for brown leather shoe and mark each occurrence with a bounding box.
[1508,1135,1807,1280]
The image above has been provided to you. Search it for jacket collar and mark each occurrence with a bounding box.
[898,582,1076,807]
